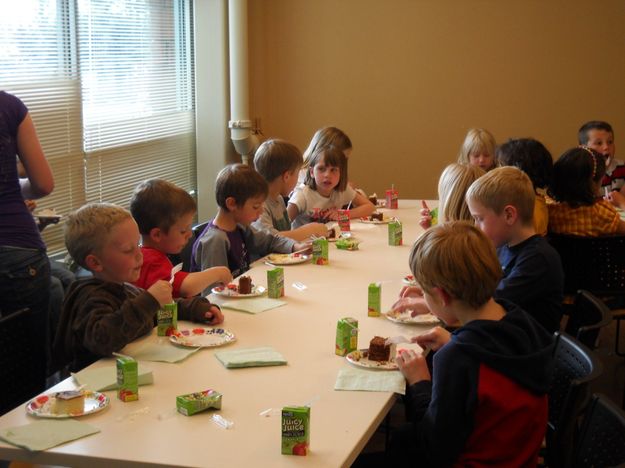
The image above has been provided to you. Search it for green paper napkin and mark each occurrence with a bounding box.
[73,366,153,391]
[220,298,287,314]
[126,342,199,363]
[335,367,406,395]
[215,346,287,368]
[0,419,100,451]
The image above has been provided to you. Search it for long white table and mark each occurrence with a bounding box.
[0,200,435,468]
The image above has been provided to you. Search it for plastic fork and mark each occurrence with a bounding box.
[169,263,183,284]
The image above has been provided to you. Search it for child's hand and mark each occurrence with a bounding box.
[396,349,431,385]
[399,285,424,298]
[213,266,233,285]
[293,241,312,254]
[325,208,339,221]
[308,223,328,238]
[24,199,37,212]
[419,200,432,229]
[413,326,451,352]
[390,296,431,316]
[147,280,173,307]
[606,189,625,210]
[203,305,224,325]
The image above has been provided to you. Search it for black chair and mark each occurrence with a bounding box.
[548,234,625,357]
[572,393,625,468]
[0,308,46,416]
[172,221,209,272]
[565,290,613,349]
[547,332,603,468]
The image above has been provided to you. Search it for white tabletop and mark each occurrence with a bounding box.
[0,200,437,468]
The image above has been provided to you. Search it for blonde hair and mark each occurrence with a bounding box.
[457,128,497,167]
[302,127,351,169]
[438,163,485,223]
[466,166,535,225]
[409,221,501,308]
[64,203,132,270]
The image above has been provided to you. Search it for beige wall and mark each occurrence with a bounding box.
[247,0,625,199]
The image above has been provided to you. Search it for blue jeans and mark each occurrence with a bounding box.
[0,245,50,391]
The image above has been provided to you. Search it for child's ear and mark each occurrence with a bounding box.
[225,197,238,211]
[503,205,518,224]
[148,227,162,242]
[433,287,453,306]
[84,253,103,273]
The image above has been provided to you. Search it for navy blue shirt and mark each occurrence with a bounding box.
[495,235,564,333]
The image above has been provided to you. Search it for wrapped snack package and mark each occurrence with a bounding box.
[335,238,360,251]
[176,389,222,416]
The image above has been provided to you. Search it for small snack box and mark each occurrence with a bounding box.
[176,389,223,416]
[336,237,360,250]
[335,317,358,356]
[388,218,403,246]
[337,209,350,232]
[157,302,177,336]
[117,355,138,402]
[368,282,381,317]
[281,406,310,456]
[267,267,284,298]
[312,237,329,265]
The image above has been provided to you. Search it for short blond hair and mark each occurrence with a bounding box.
[457,128,496,166]
[409,221,502,309]
[438,163,485,223]
[466,166,535,225]
[64,203,132,270]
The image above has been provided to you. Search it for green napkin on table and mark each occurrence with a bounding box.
[73,365,154,391]
[126,342,199,363]
[220,298,287,314]
[335,366,406,395]
[215,346,287,368]
[0,419,100,451]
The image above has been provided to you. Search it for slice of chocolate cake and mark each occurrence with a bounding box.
[369,212,384,221]
[238,275,253,294]
[368,336,392,362]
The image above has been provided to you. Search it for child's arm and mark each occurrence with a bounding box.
[286,202,300,222]
[177,295,224,325]
[346,191,375,219]
[179,266,233,297]
[280,223,328,241]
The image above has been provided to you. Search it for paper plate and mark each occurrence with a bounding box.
[384,310,440,325]
[26,391,109,418]
[170,327,236,348]
[345,349,398,370]
[266,253,311,265]
[211,284,266,298]
[402,275,418,286]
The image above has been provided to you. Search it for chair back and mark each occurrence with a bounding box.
[547,332,603,468]
[573,393,625,468]
[548,234,625,296]
[565,290,612,348]
[175,221,209,272]
[0,308,46,416]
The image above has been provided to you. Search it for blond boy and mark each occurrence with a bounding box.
[130,179,232,297]
[465,166,564,332]
[53,203,222,371]
[393,222,553,466]
[252,139,328,240]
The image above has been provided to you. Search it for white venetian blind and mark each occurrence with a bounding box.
[77,0,197,207]
[0,0,85,255]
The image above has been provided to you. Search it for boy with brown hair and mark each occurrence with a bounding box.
[192,164,309,292]
[466,166,564,332]
[394,221,553,466]
[252,139,328,240]
[130,179,232,297]
[53,203,222,371]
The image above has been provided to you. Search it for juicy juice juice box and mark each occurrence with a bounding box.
[337,209,350,232]
[157,302,177,336]
[312,237,329,265]
[176,389,222,416]
[368,282,381,317]
[267,267,284,298]
[116,355,138,402]
[281,406,310,456]
[388,219,403,246]
[335,317,358,356]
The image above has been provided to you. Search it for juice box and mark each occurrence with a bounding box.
[385,187,398,209]
[368,282,381,317]
[430,207,439,226]
[337,209,350,232]
[335,317,358,356]
[267,267,284,298]
[312,237,329,265]
[176,389,222,416]
[388,219,403,246]
[157,302,177,336]
[116,355,138,402]
[281,406,310,456]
